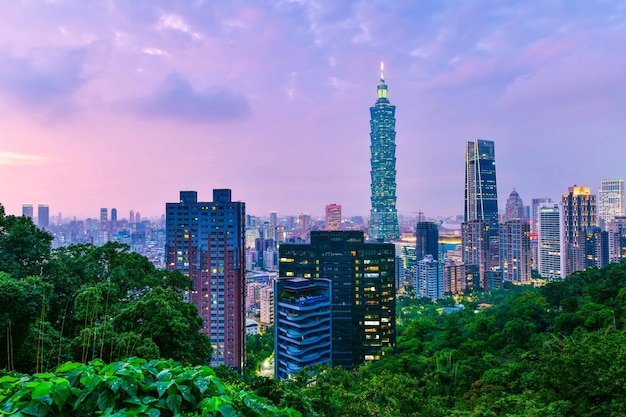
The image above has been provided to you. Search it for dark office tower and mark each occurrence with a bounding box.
[38,204,49,229]
[111,208,117,221]
[499,220,531,284]
[369,63,399,242]
[22,204,34,219]
[464,139,499,265]
[136,212,141,223]
[415,221,439,261]
[166,190,246,370]
[504,189,525,222]
[325,204,342,231]
[100,208,108,222]
[584,226,608,268]
[279,231,395,368]
[129,210,135,224]
[562,186,596,277]
[269,211,278,227]
[461,220,490,290]
[274,277,332,380]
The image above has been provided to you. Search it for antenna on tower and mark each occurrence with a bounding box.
[380,61,385,81]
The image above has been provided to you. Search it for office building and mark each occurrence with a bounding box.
[269,211,278,227]
[259,286,274,327]
[584,227,609,269]
[111,208,117,222]
[461,220,490,290]
[537,203,564,279]
[562,186,596,277]
[279,231,395,368]
[499,220,531,284]
[100,208,108,222]
[416,255,444,300]
[274,277,332,380]
[165,189,246,369]
[503,189,525,222]
[598,179,624,230]
[22,204,34,219]
[37,204,49,229]
[415,221,439,261]
[443,261,466,294]
[325,204,342,231]
[608,216,626,263]
[368,63,399,242]
[531,198,552,234]
[464,139,499,268]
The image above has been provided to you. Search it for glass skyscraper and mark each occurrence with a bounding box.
[369,63,399,242]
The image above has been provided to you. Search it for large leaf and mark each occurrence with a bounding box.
[165,394,182,415]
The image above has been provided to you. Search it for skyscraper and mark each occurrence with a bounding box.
[461,220,490,290]
[537,203,564,279]
[562,186,596,277]
[416,255,443,300]
[37,204,49,229]
[22,204,33,219]
[415,221,439,261]
[369,63,399,242]
[531,198,552,234]
[598,179,624,230]
[464,139,499,266]
[100,208,108,222]
[503,189,525,222]
[325,204,342,231]
[499,220,531,284]
[165,189,246,369]
[279,231,395,368]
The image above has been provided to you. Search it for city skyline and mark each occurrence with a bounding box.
[1,1,625,218]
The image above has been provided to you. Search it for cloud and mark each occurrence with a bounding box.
[156,13,202,40]
[133,72,251,123]
[0,47,87,108]
[0,152,46,166]
[142,47,170,58]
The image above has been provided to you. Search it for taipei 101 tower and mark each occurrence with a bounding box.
[368,62,399,242]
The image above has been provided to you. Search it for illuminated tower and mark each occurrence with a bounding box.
[464,139,499,266]
[598,179,624,230]
[369,62,399,242]
[561,186,596,276]
[325,204,342,231]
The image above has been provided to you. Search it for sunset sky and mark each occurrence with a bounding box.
[1,1,625,220]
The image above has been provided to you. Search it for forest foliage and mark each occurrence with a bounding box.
[2,204,626,416]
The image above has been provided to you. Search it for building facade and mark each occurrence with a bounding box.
[37,204,49,229]
[416,255,444,300]
[165,189,246,369]
[368,63,399,242]
[279,231,395,368]
[598,179,624,231]
[325,204,342,231]
[416,221,439,261]
[537,202,564,279]
[274,277,332,380]
[461,220,491,290]
[562,186,596,277]
[503,189,525,222]
[499,220,531,284]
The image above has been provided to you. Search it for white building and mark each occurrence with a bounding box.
[538,203,565,279]
[598,179,624,231]
[416,255,444,300]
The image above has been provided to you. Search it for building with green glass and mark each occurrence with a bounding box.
[369,63,399,242]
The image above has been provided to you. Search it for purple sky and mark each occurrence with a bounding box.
[1,1,625,220]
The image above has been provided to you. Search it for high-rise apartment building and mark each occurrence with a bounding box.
[269,211,278,227]
[537,203,564,279]
[111,208,117,221]
[369,63,399,242]
[562,186,596,277]
[584,226,609,269]
[274,277,332,380]
[461,220,490,290]
[464,139,499,267]
[100,208,108,222]
[608,216,626,263]
[598,179,624,230]
[416,255,444,300]
[325,204,342,231]
[499,220,531,284]
[415,221,439,261]
[531,198,552,234]
[37,204,49,229]
[503,189,525,222]
[279,231,395,368]
[165,189,246,369]
[22,204,34,219]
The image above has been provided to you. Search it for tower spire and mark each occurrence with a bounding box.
[380,61,385,82]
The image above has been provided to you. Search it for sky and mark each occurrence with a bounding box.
[0,0,625,220]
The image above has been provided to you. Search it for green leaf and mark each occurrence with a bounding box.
[80,374,102,393]
[0,376,19,384]
[146,408,161,417]
[120,378,138,398]
[56,362,83,374]
[20,402,49,417]
[165,394,182,415]
[176,383,193,402]
[97,390,117,412]
[31,382,53,399]
[217,401,237,417]
[193,377,211,394]
[141,396,158,405]
[32,373,55,380]
[155,381,173,397]
[50,384,71,408]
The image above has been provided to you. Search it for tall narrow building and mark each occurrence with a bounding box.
[537,203,564,279]
[325,204,342,231]
[464,139,499,266]
[499,220,531,284]
[598,179,624,230]
[37,204,49,229]
[561,186,596,277]
[369,62,399,242]
[415,221,439,261]
[165,190,246,370]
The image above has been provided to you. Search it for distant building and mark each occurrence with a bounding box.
[443,260,466,294]
[325,204,342,231]
[100,208,108,222]
[538,202,564,279]
[584,226,609,269]
[368,63,399,242]
[111,208,117,221]
[499,220,531,284]
[279,231,395,368]
[503,189,525,222]
[464,139,499,267]
[461,220,490,290]
[416,221,439,261]
[38,204,49,229]
[165,189,246,369]
[562,186,596,277]
[531,198,552,234]
[416,255,444,300]
[274,277,332,380]
[259,286,274,327]
[22,204,34,219]
[598,179,624,230]
[269,211,278,227]
[608,216,626,263]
